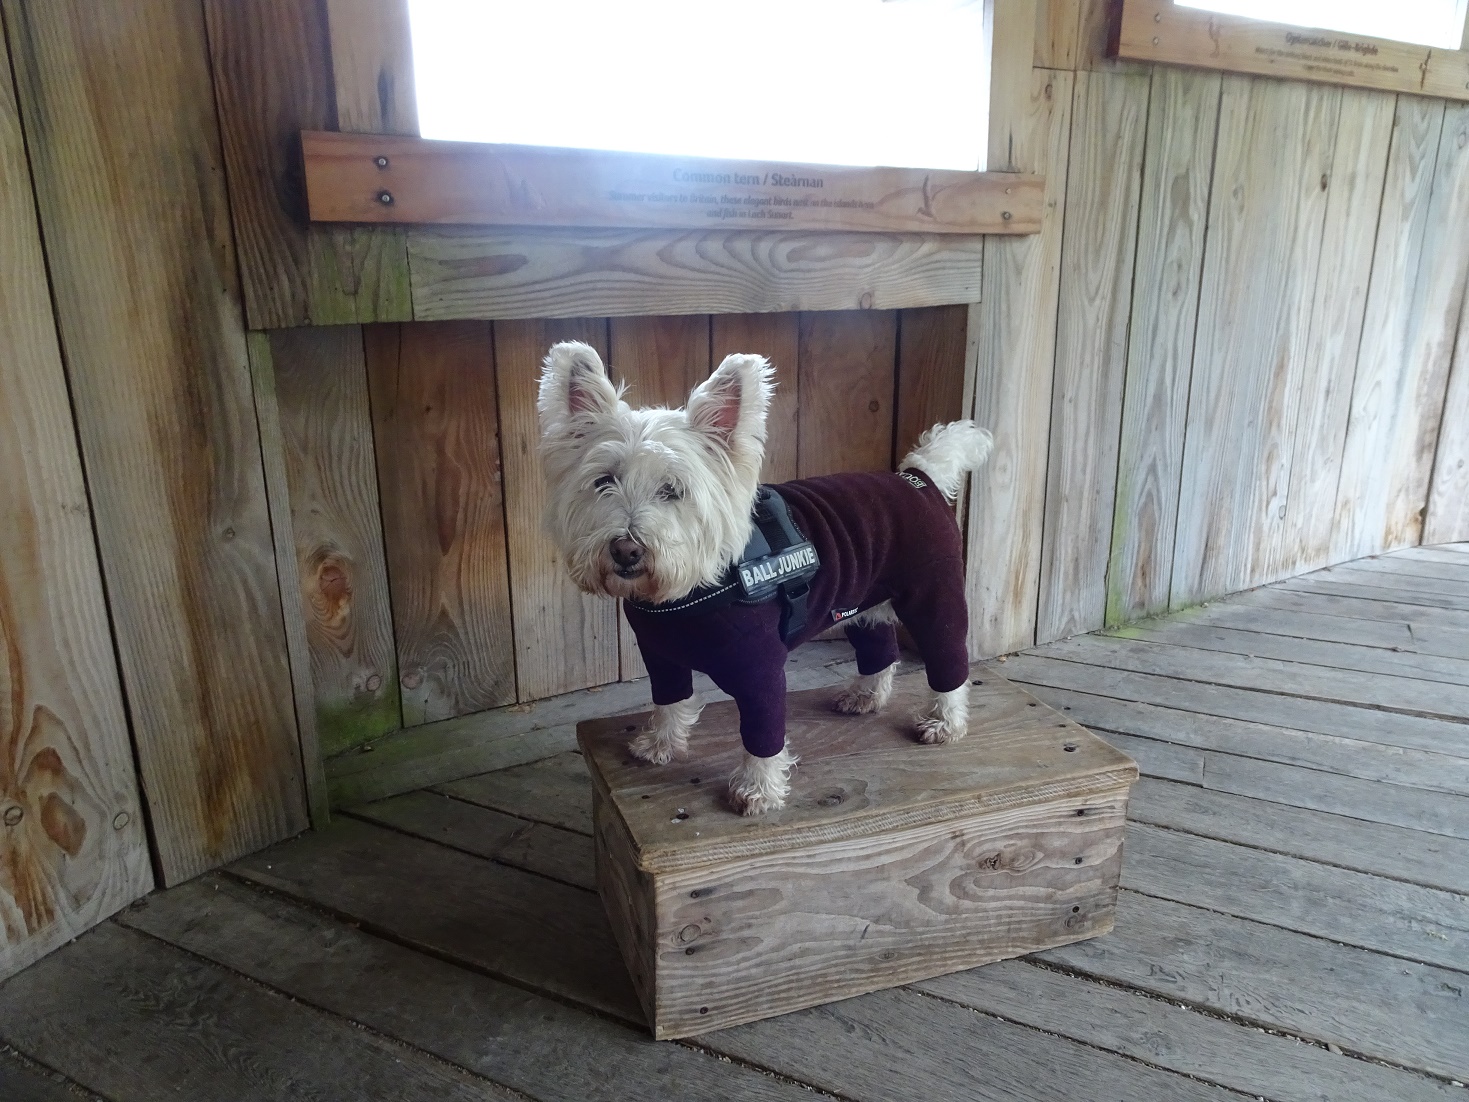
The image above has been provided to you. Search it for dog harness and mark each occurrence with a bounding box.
[625,487,821,645]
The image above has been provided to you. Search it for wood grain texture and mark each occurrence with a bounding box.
[0,1051,96,1102]
[1273,89,1396,576]
[494,318,619,700]
[1040,890,1469,1081]
[1116,0,1469,101]
[985,0,1040,171]
[125,873,855,1102]
[324,0,417,134]
[1037,69,1149,643]
[366,322,517,723]
[0,36,151,978]
[267,327,400,757]
[244,333,329,826]
[6,0,307,884]
[1127,776,1469,896]
[1034,0,1083,69]
[1170,76,1340,607]
[437,752,594,835]
[579,670,1135,874]
[712,313,801,482]
[895,305,970,462]
[408,226,987,320]
[231,816,643,1022]
[1424,284,1469,545]
[1335,99,1469,559]
[203,0,410,327]
[608,316,712,680]
[918,957,1458,1102]
[305,131,1045,234]
[966,70,1075,657]
[647,793,1125,1038]
[0,923,517,1102]
[796,311,898,477]
[1105,68,1221,624]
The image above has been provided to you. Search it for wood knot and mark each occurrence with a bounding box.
[2,805,22,827]
[678,923,701,943]
[818,791,844,807]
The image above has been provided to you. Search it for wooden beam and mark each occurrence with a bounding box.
[303,132,1045,236]
[408,226,987,321]
[1116,0,1469,101]
[986,0,1040,171]
[4,0,308,884]
[324,0,417,135]
[0,22,152,977]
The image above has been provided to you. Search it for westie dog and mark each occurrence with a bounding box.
[538,340,992,814]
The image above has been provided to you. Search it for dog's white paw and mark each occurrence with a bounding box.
[629,695,702,764]
[832,666,895,715]
[916,685,970,745]
[728,748,797,815]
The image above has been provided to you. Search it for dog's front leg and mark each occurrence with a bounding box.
[721,661,794,815]
[630,694,703,764]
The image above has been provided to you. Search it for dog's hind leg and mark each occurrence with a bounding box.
[630,694,703,764]
[892,571,973,744]
[833,604,900,715]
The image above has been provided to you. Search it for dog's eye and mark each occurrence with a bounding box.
[593,473,615,491]
[657,482,682,502]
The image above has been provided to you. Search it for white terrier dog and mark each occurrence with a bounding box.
[538,340,992,814]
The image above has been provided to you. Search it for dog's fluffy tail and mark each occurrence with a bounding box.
[899,420,994,502]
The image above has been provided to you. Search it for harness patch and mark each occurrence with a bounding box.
[898,471,928,490]
[737,542,818,600]
[830,606,861,623]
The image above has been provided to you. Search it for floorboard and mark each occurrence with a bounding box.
[7,543,1469,1101]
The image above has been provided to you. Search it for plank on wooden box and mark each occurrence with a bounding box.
[797,311,898,476]
[579,669,1137,1038]
[366,322,517,723]
[0,34,152,978]
[714,313,801,483]
[895,304,970,462]
[7,0,308,885]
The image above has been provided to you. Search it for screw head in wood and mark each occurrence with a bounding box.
[2,805,22,826]
[113,811,131,830]
[374,155,390,169]
[1154,11,1162,20]
[1152,35,1160,45]
[1001,210,1013,220]
[378,190,394,205]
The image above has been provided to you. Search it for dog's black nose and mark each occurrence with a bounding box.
[610,538,645,569]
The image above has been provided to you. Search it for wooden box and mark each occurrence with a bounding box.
[578,668,1138,1039]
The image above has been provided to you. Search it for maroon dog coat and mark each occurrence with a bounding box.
[623,468,969,758]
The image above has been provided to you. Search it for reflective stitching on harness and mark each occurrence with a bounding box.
[629,581,738,613]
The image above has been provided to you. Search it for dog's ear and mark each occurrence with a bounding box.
[539,341,618,431]
[686,353,773,452]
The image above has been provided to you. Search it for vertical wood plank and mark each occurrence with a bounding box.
[986,0,1040,171]
[1272,89,1395,576]
[607,316,713,680]
[1425,338,1469,544]
[324,0,417,134]
[1034,0,1083,69]
[712,314,801,484]
[203,0,411,328]
[1335,100,1469,559]
[245,333,330,828]
[797,312,899,477]
[1105,68,1220,625]
[966,69,1076,657]
[0,27,152,977]
[1425,288,1469,545]
[267,327,401,756]
[494,318,620,701]
[1170,77,1340,608]
[896,305,970,461]
[367,323,517,722]
[5,0,307,884]
[1037,69,1149,643]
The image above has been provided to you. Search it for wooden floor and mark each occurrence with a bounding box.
[5,545,1469,1101]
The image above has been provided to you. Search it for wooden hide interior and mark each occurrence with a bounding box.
[1,0,1467,984]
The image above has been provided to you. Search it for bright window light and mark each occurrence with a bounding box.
[1176,0,1469,49]
[408,0,989,171]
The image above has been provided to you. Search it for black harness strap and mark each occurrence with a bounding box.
[624,487,820,644]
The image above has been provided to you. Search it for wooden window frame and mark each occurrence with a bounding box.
[1114,0,1469,99]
